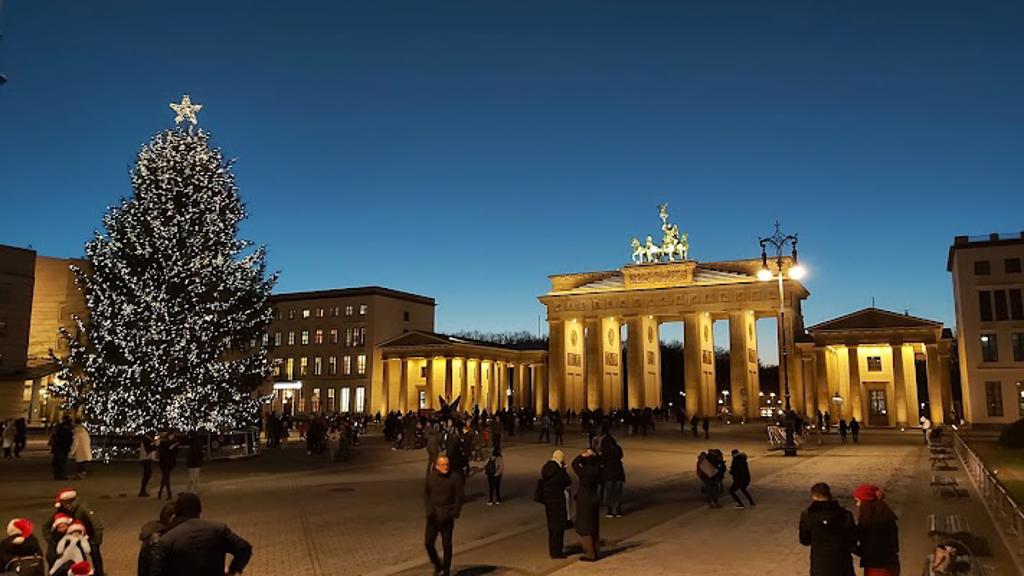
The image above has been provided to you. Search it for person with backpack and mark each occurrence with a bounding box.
[1,518,45,576]
[484,448,504,505]
[853,484,900,576]
[799,482,856,576]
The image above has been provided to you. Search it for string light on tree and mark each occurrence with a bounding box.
[52,96,277,434]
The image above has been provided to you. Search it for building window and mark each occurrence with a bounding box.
[355,386,366,413]
[1006,258,1022,274]
[419,390,427,410]
[986,381,1003,417]
[288,309,295,320]
[328,356,337,375]
[299,357,308,376]
[273,361,282,378]
[975,260,991,275]
[358,327,366,346]
[311,388,321,413]
[313,356,323,376]
[317,307,325,318]
[286,358,295,380]
[1013,333,1024,362]
[995,290,1010,321]
[314,329,324,344]
[403,311,410,322]
[249,337,257,349]
[301,330,309,345]
[981,334,999,362]
[341,387,351,412]
[359,304,368,315]
[357,354,367,375]
[330,329,338,344]
[274,308,282,320]
[343,355,352,375]
[979,291,993,322]
[288,332,295,346]
[1010,289,1024,321]
[345,305,353,316]
[328,388,336,412]
[866,356,882,372]
[345,328,353,347]
[274,332,282,346]
[302,308,311,319]
[262,333,269,346]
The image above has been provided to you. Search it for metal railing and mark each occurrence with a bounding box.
[952,430,1024,569]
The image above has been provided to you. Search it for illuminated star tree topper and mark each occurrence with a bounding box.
[169,94,202,125]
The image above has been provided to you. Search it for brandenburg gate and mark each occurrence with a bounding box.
[537,205,810,419]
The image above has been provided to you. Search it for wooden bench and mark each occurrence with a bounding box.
[927,513,971,537]
[930,475,961,497]
[930,454,954,470]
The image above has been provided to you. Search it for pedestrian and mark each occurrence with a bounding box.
[3,419,17,458]
[137,502,175,576]
[327,425,341,462]
[149,493,252,576]
[139,432,157,497]
[47,489,104,576]
[489,417,503,452]
[850,418,860,444]
[702,416,710,439]
[538,412,551,443]
[485,447,504,505]
[838,419,849,443]
[798,482,856,576]
[601,436,625,518]
[157,431,180,500]
[690,414,699,438]
[920,416,931,445]
[1,518,45,575]
[572,449,602,561]
[69,420,92,479]
[852,484,900,576]
[553,414,565,446]
[697,450,725,508]
[51,521,93,574]
[13,418,27,458]
[539,450,572,559]
[49,417,74,480]
[824,411,832,433]
[728,449,756,508]
[423,456,465,576]
[186,433,205,495]
[45,514,73,571]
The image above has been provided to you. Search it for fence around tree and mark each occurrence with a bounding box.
[953,430,1024,571]
[91,429,261,463]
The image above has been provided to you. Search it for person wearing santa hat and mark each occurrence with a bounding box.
[51,521,92,576]
[853,484,900,576]
[0,517,44,573]
[43,489,104,576]
[45,514,74,569]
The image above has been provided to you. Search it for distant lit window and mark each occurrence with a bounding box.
[288,309,295,320]
[357,354,367,375]
[288,332,295,346]
[359,304,368,315]
[317,308,325,318]
[975,260,991,275]
[301,330,309,345]
[343,355,352,375]
[274,332,282,346]
[328,356,337,375]
[302,309,311,318]
[358,327,366,346]
[345,328,353,347]
[1012,333,1024,362]
[262,333,269,346]
[274,308,282,320]
[249,338,257,349]
[286,358,295,380]
[329,329,338,344]
[866,356,882,372]
[345,305,354,316]
[341,388,351,412]
[331,306,340,317]
[986,381,1003,417]
[1006,258,1022,274]
[300,357,308,376]
[981,334,999,362]
[355,386,366,412]
[313,356,322,376]
[328,388,336,412]
[314,329,324,344]
[311,388,321,413]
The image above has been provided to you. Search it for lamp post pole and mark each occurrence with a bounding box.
[758,222,805,457]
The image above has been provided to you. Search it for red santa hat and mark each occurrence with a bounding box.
[6,518,33,545]
[66,521,87,535]
[853,484,885,502]
[51,513,73,530]
[54,487,78,508]
[69,561,94,576]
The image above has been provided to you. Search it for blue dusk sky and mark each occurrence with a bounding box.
[1,1,1023,362]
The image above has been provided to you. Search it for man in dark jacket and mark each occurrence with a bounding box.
[424,455,465,576]
[600,437,625,517]
[798,482,856,576]
[728,449,755,508]
[150,493,252,576]
[49,418,73,480]
[540,450,572,558]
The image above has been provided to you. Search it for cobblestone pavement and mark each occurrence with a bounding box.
[0,424,1015,575]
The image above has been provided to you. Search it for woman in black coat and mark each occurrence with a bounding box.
[540,450,572,559]
[572,450,602,561]
[853,484,900,576]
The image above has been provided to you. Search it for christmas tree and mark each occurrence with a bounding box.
[53,96,277,434]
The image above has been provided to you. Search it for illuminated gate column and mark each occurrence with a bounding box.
[684,312,715,416]
[534,363,548,413]
[457,357,469,408]
[601,316,624,411]
[548,320,566,411]
[728,311,760,419]
[925,343,952,424]
[625,315,660,408]
[584,318,603,410]
[815,347,829,415]
[399,358,411,412]
[848,346,864,422]
[891,345,909,427]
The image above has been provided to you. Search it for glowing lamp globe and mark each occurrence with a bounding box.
[757,268,773,281]
[788,264,807,280]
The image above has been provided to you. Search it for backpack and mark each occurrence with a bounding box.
[4,555,45,576]
[484,457,496,477]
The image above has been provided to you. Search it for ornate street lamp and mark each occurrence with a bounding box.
[758,222,806,456]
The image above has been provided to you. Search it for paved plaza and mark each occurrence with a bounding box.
[0,424,1017,575]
